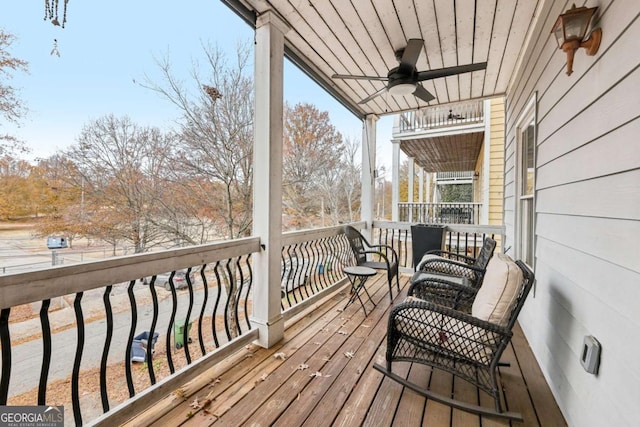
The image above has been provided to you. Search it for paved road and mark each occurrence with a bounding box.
[3,282,232,396]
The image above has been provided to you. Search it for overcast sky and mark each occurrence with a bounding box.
[3,1,394,170]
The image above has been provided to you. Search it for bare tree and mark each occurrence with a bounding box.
[339,136,361,222]
[142,41,254,240]
[282,102,344,229]
[68,115,175,253]
[0,29,29,156]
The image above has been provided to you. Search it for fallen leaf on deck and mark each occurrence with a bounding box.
[361,324,370,328]
[190,397,201,409]
[309,371,323,378]
[297,363,309,371]
[344,351,355,359]
[174,388,187,400]
[260,373,269,381]
[274,352,287,360]
[338,330,348,335]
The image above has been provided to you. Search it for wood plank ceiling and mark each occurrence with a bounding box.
[400,131,484,172]
[225,0,541,118]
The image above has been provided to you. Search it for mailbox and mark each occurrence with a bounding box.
[47,236,68,249]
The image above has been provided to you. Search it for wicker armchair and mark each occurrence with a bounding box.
[344,225,400,302]
[414,236,496,289]
[375,255,534,420]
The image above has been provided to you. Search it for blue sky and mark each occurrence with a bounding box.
[3,1,393,169]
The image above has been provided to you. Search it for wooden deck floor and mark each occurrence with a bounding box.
[126,273,566,427]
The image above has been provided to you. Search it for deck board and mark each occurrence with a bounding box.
[126,273,567,427]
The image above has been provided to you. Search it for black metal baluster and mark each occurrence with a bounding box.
[244,255,253,330]
[226,259,241,337]
[0,308,11,404]
[220,261,233,341]
[37,300,51,405]
[235,257,248,331]
[99,286,113,412]
[146,279,159,384]
[301,242,312,299]
[232,258,244,335]
[124,280,137,397]
[198,265,208,356]
[211,261,222,347]
[280,251,287,310]
[165,271,177,374]
[71,292,85,426]
[183,267,194,364]
[318,238,329,289]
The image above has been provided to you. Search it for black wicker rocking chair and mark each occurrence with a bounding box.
[414,236,497,289]
[374,255,534,420]
[344,225,400,302]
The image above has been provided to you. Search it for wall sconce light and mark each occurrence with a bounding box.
[551,4,602,76]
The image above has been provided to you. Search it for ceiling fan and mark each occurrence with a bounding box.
[332,39,487,104]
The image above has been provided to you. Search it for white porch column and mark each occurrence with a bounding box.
[361,114,378,239]
[418,167,424,203]
[391,139,400,221]
[251,10,288,348]
[407,157,414,222]
[482,99,492,225]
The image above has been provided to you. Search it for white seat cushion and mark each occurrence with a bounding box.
[471,253,523,327]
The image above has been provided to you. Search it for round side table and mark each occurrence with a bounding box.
[343,266,377,315]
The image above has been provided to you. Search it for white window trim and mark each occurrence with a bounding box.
[514,92,537,268]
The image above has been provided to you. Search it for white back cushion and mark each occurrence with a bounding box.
[471,253,523,327]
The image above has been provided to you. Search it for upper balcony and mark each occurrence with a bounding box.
[395,99,485,136]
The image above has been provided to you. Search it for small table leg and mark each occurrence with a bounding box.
[344,274,377,315]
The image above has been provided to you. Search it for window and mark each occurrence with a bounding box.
[516,95,536,267]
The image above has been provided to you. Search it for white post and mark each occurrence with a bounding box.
[418,167,424,222]
[361,115,378,239]
[418,167,424,203]
[251,10,288,348]
[482,99,492,225]
[391,139,400,221]
[408,157,414,222]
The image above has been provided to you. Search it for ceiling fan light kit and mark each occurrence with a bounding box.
[331,38,487,104]
[388,81,416,96]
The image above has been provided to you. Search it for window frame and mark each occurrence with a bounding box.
[514,93,537,269]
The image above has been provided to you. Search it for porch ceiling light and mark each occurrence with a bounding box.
[551,3,602,76]
[388,81,416,96]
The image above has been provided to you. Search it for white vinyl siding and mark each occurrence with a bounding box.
[503,1,640,427]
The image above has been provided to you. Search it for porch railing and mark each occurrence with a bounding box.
[398,202,482,224]
[0,221,503,424]
[397,99,484,133]
[0,225,351,426]
[372,220,504,271]
[280,225,352,315]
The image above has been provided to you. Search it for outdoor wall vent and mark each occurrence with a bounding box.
[581,335,601,375]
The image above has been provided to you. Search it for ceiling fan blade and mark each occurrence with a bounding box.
[416,62,488,81]
[332,73,388,81]
[398,38,424,73]
[358,86,387,104]
[413,84,435,103]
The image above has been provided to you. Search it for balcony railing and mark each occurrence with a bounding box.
[397,99,484,133]
[398,202,482,224]
[0,221,504,424]
[371,220,504,270]
[0,225,351,425]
